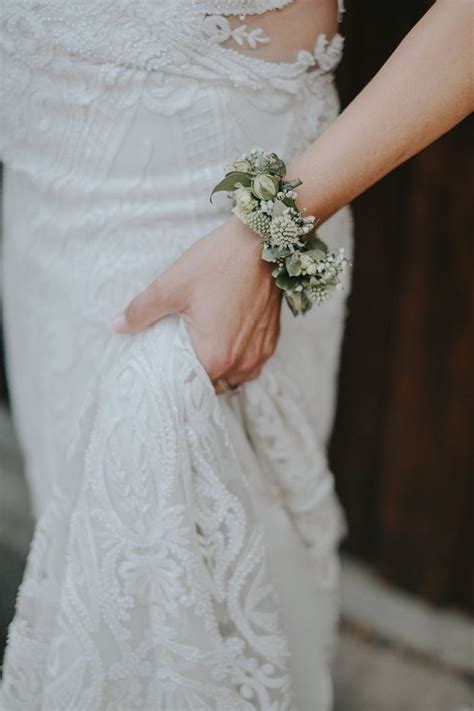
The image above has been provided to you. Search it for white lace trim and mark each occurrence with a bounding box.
[202,15,271,49]
[0,2,345,90]
[198,0,294,15]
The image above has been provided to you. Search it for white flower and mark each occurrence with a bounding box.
[234,186,257,215]
[270,214,300,248]
[252,174,280,200]
[245,209,272,236]
[260,199,274,214]
[227,159,252,174]
[300,254,318,275]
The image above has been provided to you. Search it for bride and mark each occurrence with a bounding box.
[0,1,471,709]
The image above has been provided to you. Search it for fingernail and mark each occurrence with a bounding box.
[111,312,128,333]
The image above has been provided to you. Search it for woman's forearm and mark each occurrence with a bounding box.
[290,0,473,221]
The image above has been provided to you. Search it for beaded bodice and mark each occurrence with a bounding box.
[1,0,345,88]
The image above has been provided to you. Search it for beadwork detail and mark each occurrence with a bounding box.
[0,1,351,709]
[0,0,345,90]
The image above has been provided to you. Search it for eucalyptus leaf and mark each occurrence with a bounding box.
[210,171,252,202]
[272,199,287,217]
[305,235,328,254]
[286,292,304,316]
[275,272,296,291]
[285,253,302,277]
[262,246,279,262]
[286,263,302,277]
[305,249,326,261]
[270,246,291,260]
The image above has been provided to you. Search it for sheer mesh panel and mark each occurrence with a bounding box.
[205,0,342,65]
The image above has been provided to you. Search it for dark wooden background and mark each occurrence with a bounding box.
[330,0,473,611]
[1,0,472,612]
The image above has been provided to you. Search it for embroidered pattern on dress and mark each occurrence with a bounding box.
[198,0,294,15]
[0,323,296,710]
[0,1,345,90]
[0,2,350,708]
[202,15,271,50]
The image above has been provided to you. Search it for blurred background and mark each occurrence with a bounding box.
[333,0,473,616]
[0,0,473,709]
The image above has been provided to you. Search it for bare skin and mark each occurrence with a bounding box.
[290,0,474,219]
[221,0,338,63]
[114,218,282,389]
[113,0,473,392]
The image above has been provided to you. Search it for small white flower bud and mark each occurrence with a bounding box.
[252,174,280,200]
[227,159,252,174]
[234,186,258,215]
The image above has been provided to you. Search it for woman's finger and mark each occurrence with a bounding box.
[222,319,267,384]
[225,365,262,388]
[112,269,184,334]
[262,319,280,361]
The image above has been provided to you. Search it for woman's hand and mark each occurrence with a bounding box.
[112,217,283,392]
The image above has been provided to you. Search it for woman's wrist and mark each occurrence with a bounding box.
[287,144,343,224]
[211,147,350,315]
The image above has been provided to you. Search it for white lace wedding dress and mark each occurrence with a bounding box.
[0,1,353,709]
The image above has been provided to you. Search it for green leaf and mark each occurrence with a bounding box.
[261,246,279,262]
[268,154,287,176]
[286,257,302,277]
[272,199,287,217]
[275,272,296,291]
[285,291,304,316]
[281,197,297,210]
[209,172,252,202]
[305,235,328,254]
[263,246,291,262]
[282,178,303,190]
[274,247,292,259]
[285,252,302,273]
[305,249,326,261]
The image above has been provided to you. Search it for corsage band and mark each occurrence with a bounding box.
[211,147,349,316]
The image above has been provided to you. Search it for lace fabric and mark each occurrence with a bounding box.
[0,1,345,90]
[0,1,352,708]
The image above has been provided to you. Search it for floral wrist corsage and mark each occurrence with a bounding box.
[211,147,350,316]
